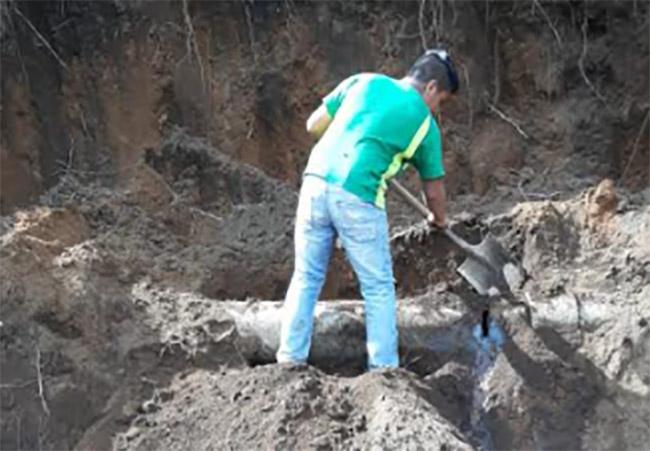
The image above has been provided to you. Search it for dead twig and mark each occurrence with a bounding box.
[492,30,500,105]
[430,0,444,43]
[0,379,41,389]
[418,0,428,51]
[459,61,473,130]
[243,0,258,65]
[189,206,222,224]
[533,0,562,46]
[143,160,221,221]
[55,166,118,177]
[14,6,69,73]
[578,16,608,108]
[181,0,206,90]
[487,103,531,140]
[518,181,562,201]
[5,8,30,85]
[79,107,90,137]
[35,347,50,416]
[621,109,650,182]
[517,178,530,202]
[145,162,183,205]
[58,136,75,180]
[449,0,458,27]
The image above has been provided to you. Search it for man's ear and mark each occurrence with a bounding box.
[425,80,438,96]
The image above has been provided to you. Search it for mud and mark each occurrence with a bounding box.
[1,1,649,450]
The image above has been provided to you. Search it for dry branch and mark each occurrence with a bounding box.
[533,0,562,46]
[517,177,561,201]
[431,0,444,44]
[418,0,428,51]
[35,347,50,416]
[14,6,69,73]
[621,109,650,182]
[5,9,30,84]
[578,16,608,108]
[243,0,258,65]
[492,31,500,105]
[189,206,222,224]
[0,379,40,389]
[459,62,473,129]
[79,107,90,136]
[181,0,206,89]
[487,103,531,140]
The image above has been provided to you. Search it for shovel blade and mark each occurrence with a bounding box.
[458,258,496,296]
[457,234,515,296]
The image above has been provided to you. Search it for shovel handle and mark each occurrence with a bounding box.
[388,178,431,219]
[388,179,475,255]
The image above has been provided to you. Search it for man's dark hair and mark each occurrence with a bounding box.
[407,49,459,94]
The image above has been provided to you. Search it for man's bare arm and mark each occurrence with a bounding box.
[422,179,446,228]
[306,104,332,138]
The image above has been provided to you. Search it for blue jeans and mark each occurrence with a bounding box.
[276,175,398,369]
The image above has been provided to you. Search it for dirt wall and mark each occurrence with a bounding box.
[2,0,648,214]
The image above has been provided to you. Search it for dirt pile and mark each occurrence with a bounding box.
[470,185,650,450]
[20,130,353,301]
[0,131,348,450]
[114,365,472,451]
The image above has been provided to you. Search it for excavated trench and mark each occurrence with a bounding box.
[3,129,649,451]
[0,130,527,450]
[139,134,522,449]
[2,130,650,451]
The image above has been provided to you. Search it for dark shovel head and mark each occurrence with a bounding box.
[457,233,518,296]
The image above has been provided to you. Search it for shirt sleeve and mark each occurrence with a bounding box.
[323,75,360,118]
[410,117,445,180]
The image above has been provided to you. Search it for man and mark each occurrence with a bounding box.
[276,49,459,369]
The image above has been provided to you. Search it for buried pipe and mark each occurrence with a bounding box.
[224,296,476,370]
[221,293,613,369]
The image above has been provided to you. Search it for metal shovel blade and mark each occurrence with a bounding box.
[457,233,514,296]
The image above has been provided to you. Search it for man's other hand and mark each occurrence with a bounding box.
[306,104,333,138]
[426,212,446,230]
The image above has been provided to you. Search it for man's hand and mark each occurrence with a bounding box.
[306,104,332,138]
[426,212,446,230]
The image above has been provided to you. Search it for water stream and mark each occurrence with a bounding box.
[469,312,506,451]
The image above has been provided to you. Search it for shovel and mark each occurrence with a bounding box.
[389,179,521,297]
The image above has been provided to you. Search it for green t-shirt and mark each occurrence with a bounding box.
[304,73,445,209]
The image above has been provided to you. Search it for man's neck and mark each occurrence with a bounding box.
[400,76,424,95]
